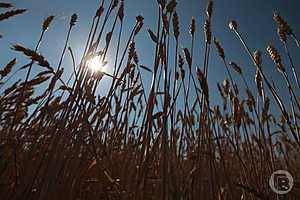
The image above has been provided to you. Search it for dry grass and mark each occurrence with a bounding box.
[0,1,300,199]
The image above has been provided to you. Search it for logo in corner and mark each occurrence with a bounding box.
[269,170,294,194]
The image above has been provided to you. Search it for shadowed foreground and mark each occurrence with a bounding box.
[0,1,300,199]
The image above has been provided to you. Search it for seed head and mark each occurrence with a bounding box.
[43,15,55,32]
[214,38,225,60]
[136,15,144,23]
[112,0,119,10]
[204,19,211,44]
[133,53,139,65]
[254,50,262,68]
[206,1,213,18]
[277,25,287,43]
[229,62,242,74]
[172,11,179,40]
[189,17,196,38]
[183,48,192,69]
[262,97,270,121]
[245,88,255,111]
[70,13,78,26]
[178,54,184,69]
[157,0,166,10]
[12,45,52,70]
[223,79,229,95]
[0,3,13,8]
[229,20,237,30]
[217,83,225,98]
[166,0,177,13]
[273,12,293,35]
[162,13,169,33]
[129,41,135,59]
[196,67,209,99]
[96,6,104,17]
[0,58,16,78]
[0,9,27,22]
[267,45,281,65]
[255,70,263,96]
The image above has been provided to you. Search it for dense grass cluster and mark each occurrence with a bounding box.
[1,0,300,199]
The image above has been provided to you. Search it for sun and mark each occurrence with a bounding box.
[87,55,107,73]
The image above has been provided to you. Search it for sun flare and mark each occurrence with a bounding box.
[87,55,107,73]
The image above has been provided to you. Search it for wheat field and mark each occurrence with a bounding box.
[0,0,300,199]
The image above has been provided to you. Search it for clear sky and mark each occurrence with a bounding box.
[1,0,300,116]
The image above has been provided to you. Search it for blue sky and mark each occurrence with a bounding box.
[1,0,300,117]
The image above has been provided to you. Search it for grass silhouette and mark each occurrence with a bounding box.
[0,1,300,199]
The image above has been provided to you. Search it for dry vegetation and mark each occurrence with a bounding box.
[1,0,300,199]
